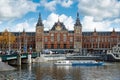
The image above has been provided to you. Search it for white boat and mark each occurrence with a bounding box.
[105,43,120,62]
[54,60,104,66]
[40,54,66,61]
[54,60,72,66]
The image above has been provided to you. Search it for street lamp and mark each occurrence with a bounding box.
[8,29,11,55]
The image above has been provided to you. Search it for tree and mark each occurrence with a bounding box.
[0,29,16,51]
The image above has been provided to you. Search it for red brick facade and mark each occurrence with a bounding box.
[0,13,120,53]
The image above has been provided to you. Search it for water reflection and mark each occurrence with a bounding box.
[34,63,83,80]
[0,62,120,80]
[33,62,120,80]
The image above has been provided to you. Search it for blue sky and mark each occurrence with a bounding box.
[0,0,120,32]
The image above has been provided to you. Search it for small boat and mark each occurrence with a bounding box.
[54,60,72,66]
[54,60,104,66]
[72,60,104,66]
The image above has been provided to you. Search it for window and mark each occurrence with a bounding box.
[44,44,48,49]
[70,37,73,42]
[51,44,54,49]
[76,36,80,42]
[45,37,48,42]
[63,34,66,42]
[70,44,73,49]
[64,44,66,49]
[51,34,54,42]
[57,34,60,42]
[57,44,60,49]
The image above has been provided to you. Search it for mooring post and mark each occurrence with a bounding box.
[17,53,21,66]
[0,57,2,62]
[28,48,32,64]
[28,54,32,64]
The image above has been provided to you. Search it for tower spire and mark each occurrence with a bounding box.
[57,15,60,23]
[94,28,96,32]
[36,12,43,26]
[77,12,79,18]
[113,28,115,32]
[74,12,82,27]
[23,28,25,33]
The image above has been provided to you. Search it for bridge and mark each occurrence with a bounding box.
[0,53,38,65]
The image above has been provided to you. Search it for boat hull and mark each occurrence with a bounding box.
[54,60,104,66]
[72,62,103,66]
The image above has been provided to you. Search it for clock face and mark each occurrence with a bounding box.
[56,26,61,31]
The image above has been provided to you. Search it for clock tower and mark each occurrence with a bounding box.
[35,13,44,52]
[74,12,82,52]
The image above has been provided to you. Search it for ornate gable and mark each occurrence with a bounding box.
[51,20,68,31]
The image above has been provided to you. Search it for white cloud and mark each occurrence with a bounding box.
[13,15,119,32]
[12,21,35,32]
[78,0,120,21]
[0,0,38,20]
[0,21,2,24]
[60,0,73,8]
[112,19,120,23]
[82,16,120,31]
[40,0,57,11]
[43,13,74,30]
[40,0,73,11]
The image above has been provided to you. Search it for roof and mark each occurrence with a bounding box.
[51,20,68,31]
[11,32,35,36]
[82,32,120,36]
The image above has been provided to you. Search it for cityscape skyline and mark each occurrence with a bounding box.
[0,0,120,32]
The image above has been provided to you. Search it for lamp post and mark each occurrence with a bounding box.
[8,29,11,55]
[17,31,21,66]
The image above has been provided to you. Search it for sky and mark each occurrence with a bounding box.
[0,0,120,32]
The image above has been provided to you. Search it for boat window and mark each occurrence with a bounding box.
[118,44,120,47]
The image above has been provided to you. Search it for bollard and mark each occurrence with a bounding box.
[28,54,31,64]
[17,54,21,66]
[0,57,2,62]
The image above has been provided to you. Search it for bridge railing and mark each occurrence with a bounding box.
[0,52,38,61]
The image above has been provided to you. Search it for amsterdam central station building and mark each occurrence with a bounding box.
[0,13,120,53]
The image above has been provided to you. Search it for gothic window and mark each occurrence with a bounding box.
[45,37,48,42]
[57,34,60,42]
[44,44,47,49]
[64,44,66,49]
[76,36,80,42]
[111,38,113,42]
[108,38,110,42]
[57,44,60,49]
[63,34,66,42]
[70,44,73,49]
[51,44,54,49]
[70,37,73,42]
[51,34,54,42]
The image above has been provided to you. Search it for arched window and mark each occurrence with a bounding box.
[57,34,60,42]
[63,34,66,42]
[51,34,54,42]
[70,37,73,42]
[45,37,48,42]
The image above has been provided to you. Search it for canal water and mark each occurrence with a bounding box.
[0,62,120,80]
